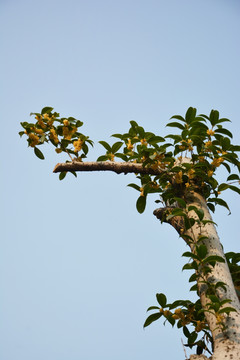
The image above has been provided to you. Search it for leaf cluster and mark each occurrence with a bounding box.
[19,107,93,180]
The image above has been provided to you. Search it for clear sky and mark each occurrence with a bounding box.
[1,0,240,359]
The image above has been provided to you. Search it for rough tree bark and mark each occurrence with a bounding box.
[154,191,240,360]
[54,161,240,360]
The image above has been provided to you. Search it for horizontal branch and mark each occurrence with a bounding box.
[53,161,164,176]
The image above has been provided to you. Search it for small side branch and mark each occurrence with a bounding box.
[153,207,185,235]
[53,161,164,176]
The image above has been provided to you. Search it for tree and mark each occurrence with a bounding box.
[19,107,240,360]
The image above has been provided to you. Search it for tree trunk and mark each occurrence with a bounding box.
[155,191,240,360]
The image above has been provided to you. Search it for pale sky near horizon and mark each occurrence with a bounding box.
[1,0,240,359]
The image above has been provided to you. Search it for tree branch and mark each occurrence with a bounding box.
[53,161,164,176]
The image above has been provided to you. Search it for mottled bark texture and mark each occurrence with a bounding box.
[53,160,164,175]
[154,191,240,360]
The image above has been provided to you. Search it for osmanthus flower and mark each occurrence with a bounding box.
[207,170,214,177]
[34,128,44,135]
[73,138,84,152]
[28,133,39,147]
[49,128,59,144]
[204,141,212,151]
[175,171,183,184]
[207,129,215,136]
[34,114,47,128]
[211,157,224,167]
[62,125,77,140]
[195,320,206,332]
[126,139,134,150]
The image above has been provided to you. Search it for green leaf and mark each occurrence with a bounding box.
[34,146,45,160]
[182,263,195,271]
[166,122,185,130]
[221,137,231,151]
[148,135,165,144]
[207,203,215,213]
[167,316,175,327]
[182,252,199,261]
[188,206,204,221]
[147,306,160,311]
[173,197,186,208]
[218,183,229,192]
[70,171,77,178]
[208,198,230,213]
[111,133,123,139]
[97,155,109,161]
[127,183,140,191]
[190,284,198,292]
[214,128,233,138]
[130,120,138,128]
[202,255,225,264]
[143,312,162,327]
[170,115,185,122]
[218,307,237,314]
[41,106,53,114]
[208,295,219,303]
[59,172,67,180]
[209,109,219,126]
[136,196,146,214]
[196,245,208,260]
[229,185,240,195]
[115,153,128,161]
[227,174,240,181]
[188,331,198,345]
[112,141,123,153]
[98,141,112,152]
[183,326,190,338]
[185,107,196,123]
[189,273,197,282]
[184,217,195,230]
[215,118,231,125]
[156,293,167,307]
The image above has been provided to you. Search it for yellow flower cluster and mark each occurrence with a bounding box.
[207,129,215,136]
[216,313,224,325]
[140,138,148,146]
[109,153,115,161]
[35,115,47,129]
[151,153,166,170]
[35,128,44,135]
[28,133,39,147]
[204,141,212,151]
[211,157,224,167]
[198,156,205,162]
[49,128,59,144]
[195,320,206,332]
[172,308,185,320]
[62,126,77,140]
[127,139,134,150]
[150,181,159,189]
[175,171,183,184]
[73,138,83,152]
[63,119,69,126]
[140,187,144,196]
[208,170,214,177]
[179,139,193,151]
[187,168,195,179]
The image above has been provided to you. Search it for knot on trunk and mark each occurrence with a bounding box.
[153,207,185,235]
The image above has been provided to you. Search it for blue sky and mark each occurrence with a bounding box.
[1,0,240,359]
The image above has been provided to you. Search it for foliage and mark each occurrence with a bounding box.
[20,107,240,356]
[19,106,93,179]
